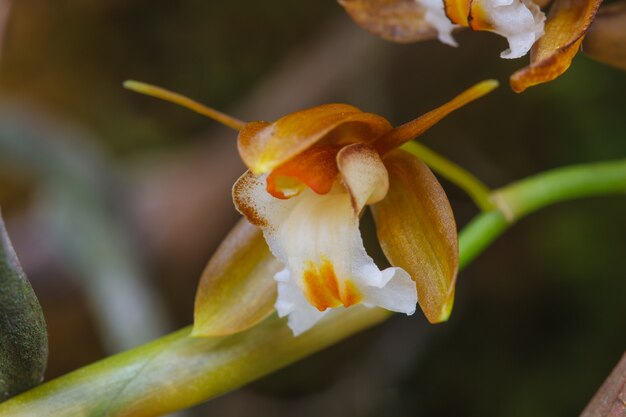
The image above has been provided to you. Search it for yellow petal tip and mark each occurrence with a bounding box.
[250,161,273,176]
[123,79,246,130]
[475,79,500,94]
[437,296,455,323]
[122,79,150,94]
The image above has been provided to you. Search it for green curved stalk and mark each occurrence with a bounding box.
[458,211,508,270]
[459,158,626,269]
[493,159,626,219]
[0,309,389,417]
[0,159,624,417]
[402,141,495,211]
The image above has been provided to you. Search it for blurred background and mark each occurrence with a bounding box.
[0,1,624,416]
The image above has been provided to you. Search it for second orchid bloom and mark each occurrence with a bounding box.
[340,0,616,92]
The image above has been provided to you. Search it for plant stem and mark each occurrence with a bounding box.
[402,141,495,211]
[493,159,626,220]
[459,159,626,268]
[0,309,389,417]
[458,210,508,270]
[1,159,625,417]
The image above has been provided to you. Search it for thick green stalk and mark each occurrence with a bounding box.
[459,159,626,268]
[0,309,390,417]
[458,211,508,270]
[0,159,624,417]
[494,159,626,219]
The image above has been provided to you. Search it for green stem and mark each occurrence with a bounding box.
[458,211,508,270]
[1,159,625,417]
[402,141,495,211]
[0,309,390,417]
[494,159,626,220]
[459,159,626,268]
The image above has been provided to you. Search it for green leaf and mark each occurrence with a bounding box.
[0,211,48,401]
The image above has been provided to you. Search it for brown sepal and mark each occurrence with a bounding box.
[510,0,603,92]
[338,0,438,43]
[237,104,392,175]
[371,150,459,323]
[193,219,281,337]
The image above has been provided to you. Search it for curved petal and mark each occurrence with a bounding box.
[371,150,458,323]
[337,143,389,214]
[510,0,602,92]
[374,80,498,155]
[582,1,626,71]
[274,268,328,335]
[360,267,418,313]
[339,0,439,43]
[193,219,281,337]
[441,0,545,57]
[237,104,392,175]
[469,0,546,59]
[233,171,417,335]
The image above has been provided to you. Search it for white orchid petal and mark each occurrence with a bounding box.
[274,268,291,283]
[361,267,417,315]
[276,278,327,336]
[477,0,546,59]
[233,170,418,336]
[416,0,460,47]
[418,0,545,59]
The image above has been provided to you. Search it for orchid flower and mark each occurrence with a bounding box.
[340,0,625,92]
[124,79,498,336]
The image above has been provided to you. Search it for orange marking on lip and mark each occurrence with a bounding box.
[302,259,362,311]
[340,279,362,308]
[468,1,494,31]
[444,0,471,26]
